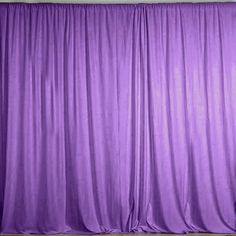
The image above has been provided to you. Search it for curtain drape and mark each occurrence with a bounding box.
[1,3,236,234]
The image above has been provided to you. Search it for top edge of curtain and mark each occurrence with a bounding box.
[0,2,235,8]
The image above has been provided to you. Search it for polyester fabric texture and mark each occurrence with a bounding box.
[1,2,236,234]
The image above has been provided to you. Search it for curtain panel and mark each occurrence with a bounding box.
[1,3,236,234]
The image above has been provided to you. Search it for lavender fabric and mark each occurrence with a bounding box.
[1,2,236,234]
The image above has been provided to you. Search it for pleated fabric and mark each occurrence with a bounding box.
[1,3,236,234]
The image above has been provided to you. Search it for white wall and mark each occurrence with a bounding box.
[0,0,235,3]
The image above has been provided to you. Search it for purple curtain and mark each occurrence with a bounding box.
[1,3,236,234]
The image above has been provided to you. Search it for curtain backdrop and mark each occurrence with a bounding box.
[1,3,236,234]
